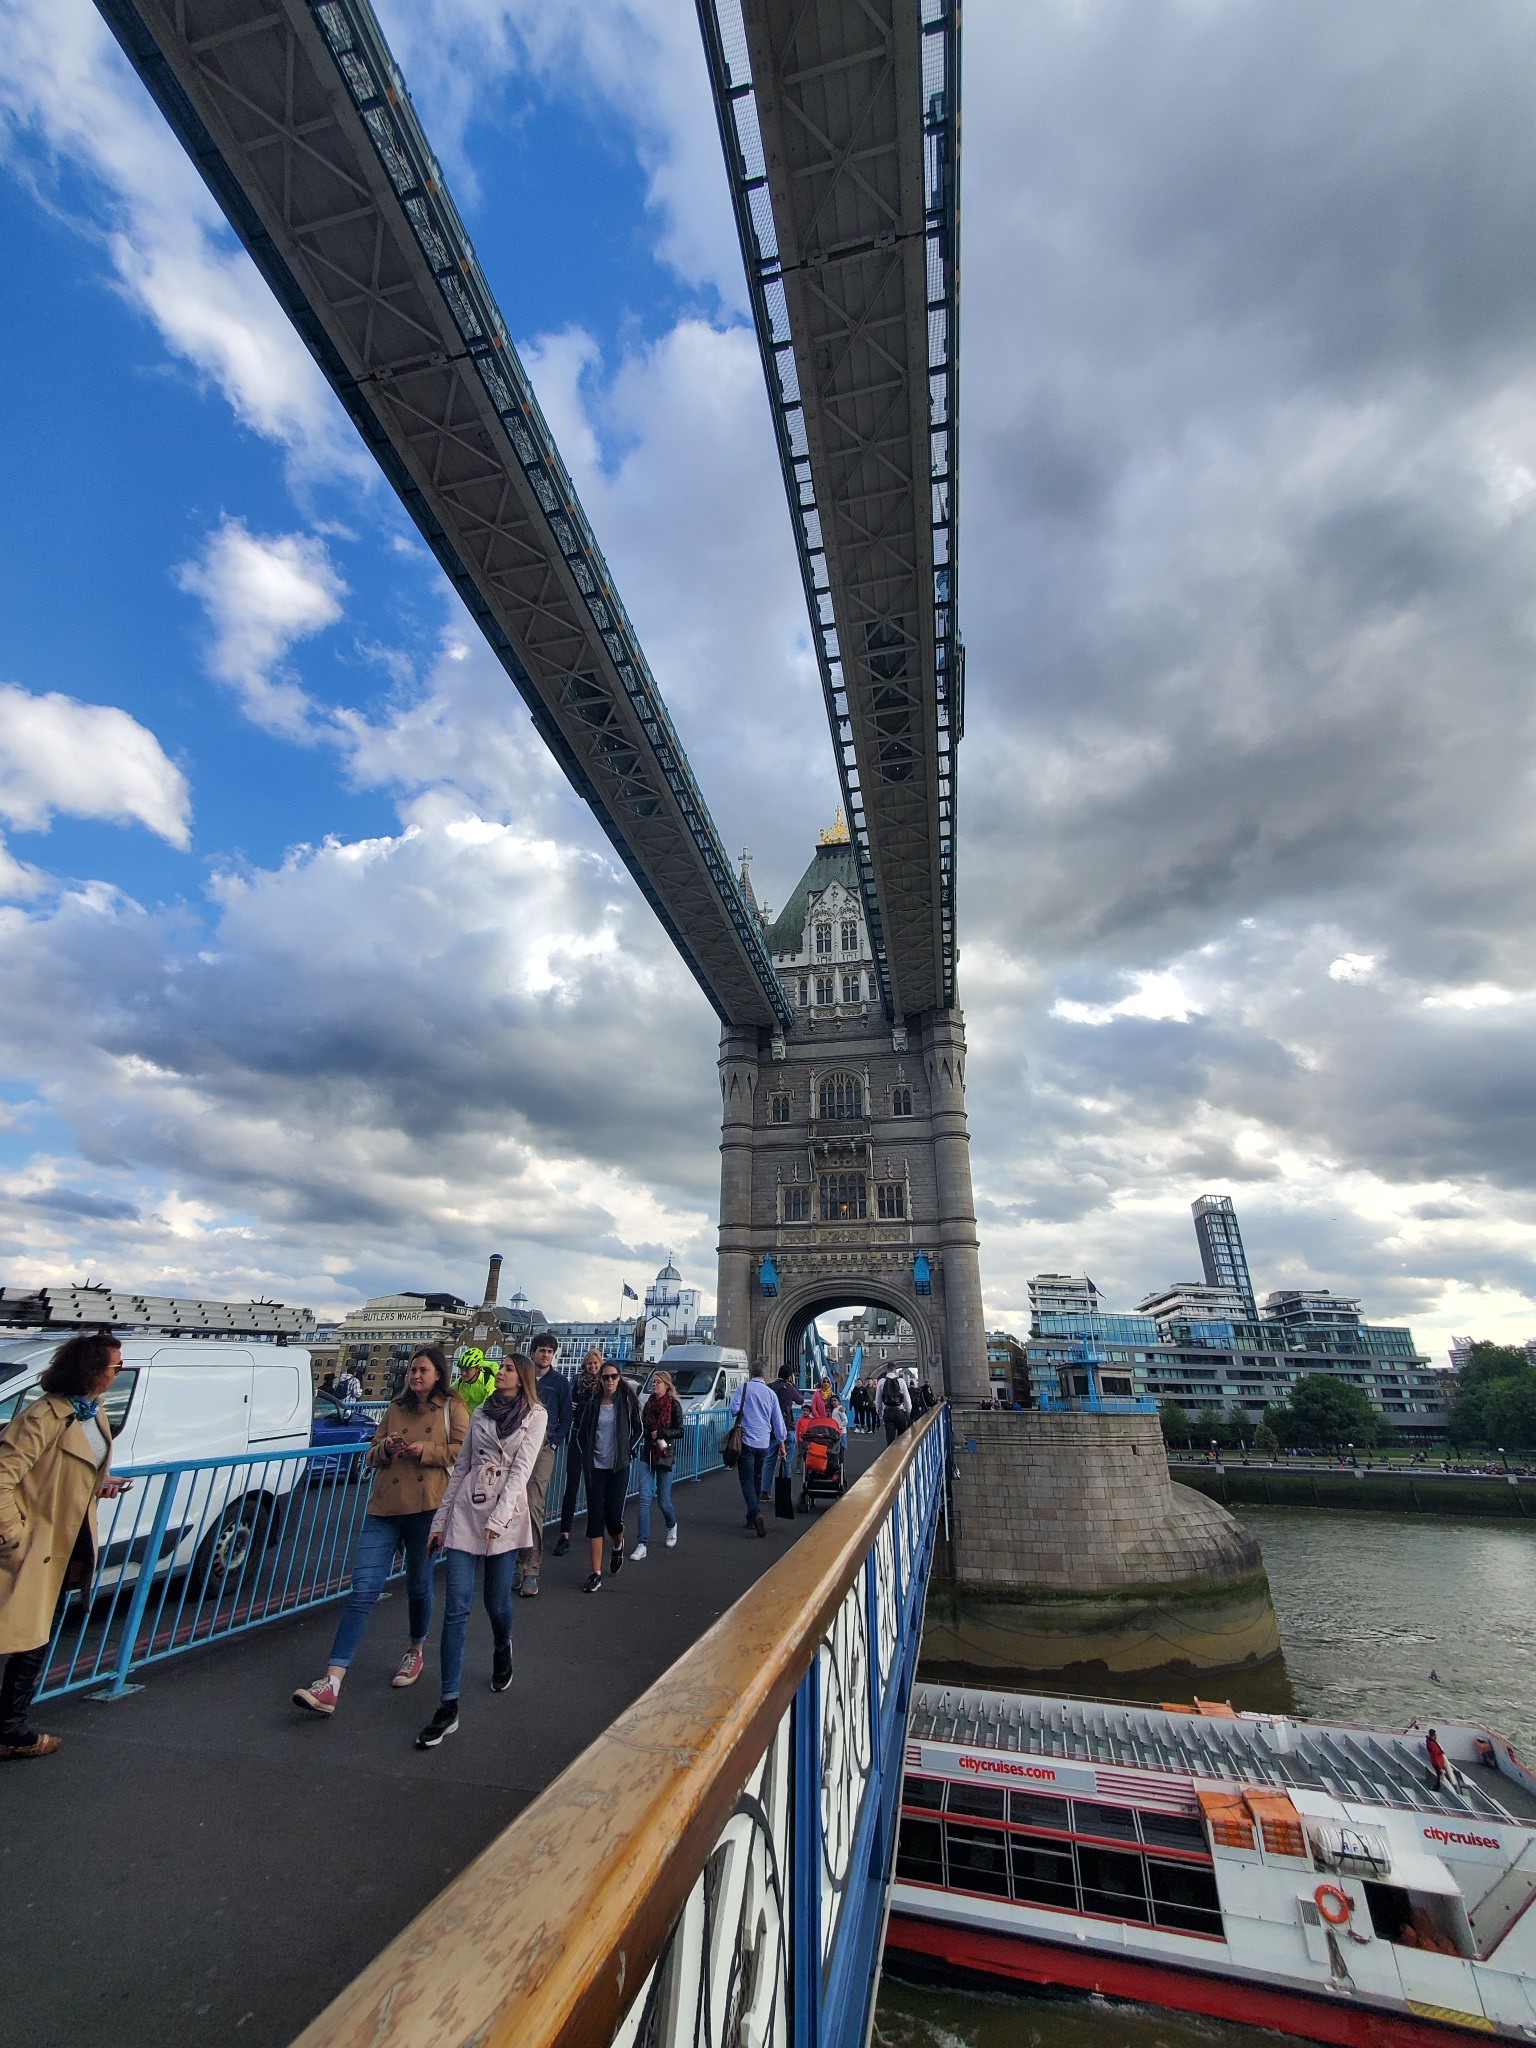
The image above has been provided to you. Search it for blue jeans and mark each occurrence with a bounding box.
[329,1510,435,1668]
[637,1461,676,1544]
[439,1547,516,1702]
[737,1444,777,1521]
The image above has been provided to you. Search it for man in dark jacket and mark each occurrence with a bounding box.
[518,1333,573,1597]
[553,1348,604,1557]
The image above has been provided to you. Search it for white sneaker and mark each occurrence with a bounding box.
[665,1525,678,1548]
[631,1543,648,1560]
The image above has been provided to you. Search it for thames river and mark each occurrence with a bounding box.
[878,1508,1536,2048]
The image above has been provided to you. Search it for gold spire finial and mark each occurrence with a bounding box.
[818,804,850,846]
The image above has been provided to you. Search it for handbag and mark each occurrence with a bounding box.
[650,1434,675,1470]
[774,1464,796,1519]
[721,1420,744,1467]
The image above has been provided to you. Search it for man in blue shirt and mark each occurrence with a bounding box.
[732,1361,787,1536]
[518,1332,573,1597]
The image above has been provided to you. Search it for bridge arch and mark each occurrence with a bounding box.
[761,1273,937,1384]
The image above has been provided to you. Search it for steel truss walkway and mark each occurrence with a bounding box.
[97,0,792,1034]
[699,0,963,1022]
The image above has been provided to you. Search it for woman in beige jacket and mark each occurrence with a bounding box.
[0,1331,133,1760]
[293,1347,468,1717]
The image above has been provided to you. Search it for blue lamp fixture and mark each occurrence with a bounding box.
[759,1253,780,1296]
[913,1251,932,1297]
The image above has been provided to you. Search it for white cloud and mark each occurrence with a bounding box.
[1328,953,1377,983]
[176,520,347,739]
[0,683,191,849]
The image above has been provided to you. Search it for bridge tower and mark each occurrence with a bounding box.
[716,815,988,1397]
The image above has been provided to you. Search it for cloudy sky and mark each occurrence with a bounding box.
[0,0,1533,1361]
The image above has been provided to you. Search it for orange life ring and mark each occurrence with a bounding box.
[1316,1883,1352,1925]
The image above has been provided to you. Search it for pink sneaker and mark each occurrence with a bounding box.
[293,1674,340,1716]
[392,1646,425,1689]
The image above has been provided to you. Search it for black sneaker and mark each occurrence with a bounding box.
[415,1700,459,1750]
[491,1647,513,1693]
[553,1532,570,1558]
[610,1539,625,1576]
[582,1571,602,1593]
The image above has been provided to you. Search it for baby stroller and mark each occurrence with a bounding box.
[798,1422,846,1511]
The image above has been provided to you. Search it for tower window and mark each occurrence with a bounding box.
[892,1086,913,1117]
[841,973,860,1004]
[820,1172,867,1221]
[782,1186,811,1223]
[815,974,835,1006]
[818,1073,864,1119]
[841,920,858,951]
[815,923,833,955]
[877,1184,907,1220]
[798,978,809,1007]
[769,1093,792,1124]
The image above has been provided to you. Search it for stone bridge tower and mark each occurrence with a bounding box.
[715,816,988,1398]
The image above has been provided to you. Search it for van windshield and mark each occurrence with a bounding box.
[0,1362,28,1387]
[669,1367,726,1396]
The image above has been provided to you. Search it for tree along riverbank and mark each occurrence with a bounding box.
[1173,1460,1535,1516]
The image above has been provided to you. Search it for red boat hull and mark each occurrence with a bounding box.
[885,1911,1498,2048]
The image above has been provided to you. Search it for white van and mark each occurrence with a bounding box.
[644,1344,749,1413]
[0,1335,313,1586]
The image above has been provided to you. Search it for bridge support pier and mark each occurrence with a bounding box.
[925,1411,1282,1678]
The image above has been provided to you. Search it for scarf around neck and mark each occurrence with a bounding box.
[69,1395,100,1422]
[480,1389,528,1440]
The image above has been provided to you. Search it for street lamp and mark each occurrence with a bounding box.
[1500,1445,1510,1473]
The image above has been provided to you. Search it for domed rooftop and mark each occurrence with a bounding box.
[655,1259,681,1283]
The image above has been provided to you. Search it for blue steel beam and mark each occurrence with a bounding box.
[698,0,963,1021]
[95,0,793,1033]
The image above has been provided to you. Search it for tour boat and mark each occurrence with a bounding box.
[886,1684,1536,2045]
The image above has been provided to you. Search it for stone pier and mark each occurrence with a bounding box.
[922,1410,1281,1677]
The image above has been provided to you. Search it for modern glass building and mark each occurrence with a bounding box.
[1192,1194,1256,1317]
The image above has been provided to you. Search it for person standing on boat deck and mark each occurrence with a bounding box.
[553,1348,604,1557]
[0,1331,134,1761]
[1426,1727,1450,1791]
[517,1333,570,1598]
[730,1362,786,1537]
[574,1360,642,1591]
[416,1353,546,1751]
[294,1347,468,1716]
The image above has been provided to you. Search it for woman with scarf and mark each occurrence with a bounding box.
[632,1368,683,1560]
[0,1330,133,1760]
[415,1352,547,1750]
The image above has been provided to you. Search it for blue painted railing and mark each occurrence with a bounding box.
[36,1412,734,1704]
[291,1405,952,2048]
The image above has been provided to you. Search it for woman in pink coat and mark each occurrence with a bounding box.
[414,1352,547,1750]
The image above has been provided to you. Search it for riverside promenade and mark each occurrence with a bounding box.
[2,1435,882,2048]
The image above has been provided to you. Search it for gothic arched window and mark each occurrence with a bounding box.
[841,919,857,951]
[770,1093,792,1124]
[818,1072,863,1120]
[815,974,835,1006]
[820,1172,867,1220]
[815,922,833,955]
[892,1085,913,1117]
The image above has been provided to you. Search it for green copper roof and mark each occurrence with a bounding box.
[763,842,860,957]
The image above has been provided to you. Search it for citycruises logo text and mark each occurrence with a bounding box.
[957,1754,1059,1782]
[1423,1825,1500,1851]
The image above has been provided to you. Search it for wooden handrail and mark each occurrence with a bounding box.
[292,1407,944,2048]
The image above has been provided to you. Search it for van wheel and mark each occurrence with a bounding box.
[192,1496,269,1587]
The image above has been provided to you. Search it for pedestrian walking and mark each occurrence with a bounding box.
[293,1347,468,1716]
[730,1361,787,1537]
[773,1365,802,1473]
[453,1347,497,1413]
[0,1331,134,1760]
[553,1348,605,1557]
[414,1353,547,1750]
[334,1363,362,1409]
[517,1333,571,1597]
[876,1367,912,1444]
[634,1369,684,1559]
[573,1358,643,1592]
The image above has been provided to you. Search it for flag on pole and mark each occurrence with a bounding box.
[622,1282,639,1301]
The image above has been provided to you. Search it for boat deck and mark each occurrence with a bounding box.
[909,1686,1536,1827]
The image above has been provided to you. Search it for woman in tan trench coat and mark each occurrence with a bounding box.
[0,1331,133,1760]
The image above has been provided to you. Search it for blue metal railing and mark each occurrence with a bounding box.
[36,1412,735,1704]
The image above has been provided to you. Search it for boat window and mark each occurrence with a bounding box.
[1138,1810,1208,1853]
[901,1774,947,1812]
[947,1781,1007,1821]
[945,1825,1010,1898]
[1077,1845,1150,1922]
[894,1816,944,1886]
[1009,1836,1076,1909]
[1073,1800,1139,1841]
[1148,1860,1223,1936]
[1010,1790,1070,1830]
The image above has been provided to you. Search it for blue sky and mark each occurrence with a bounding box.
[2,0,1535,1361]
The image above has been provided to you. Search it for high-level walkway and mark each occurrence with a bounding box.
[2,1435,883,2048]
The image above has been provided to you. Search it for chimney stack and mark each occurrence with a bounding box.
[483,1253,503,1306]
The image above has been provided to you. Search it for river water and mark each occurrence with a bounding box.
[878,1508,1536,2048]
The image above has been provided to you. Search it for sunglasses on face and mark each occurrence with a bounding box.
[600,1371,619,1382]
